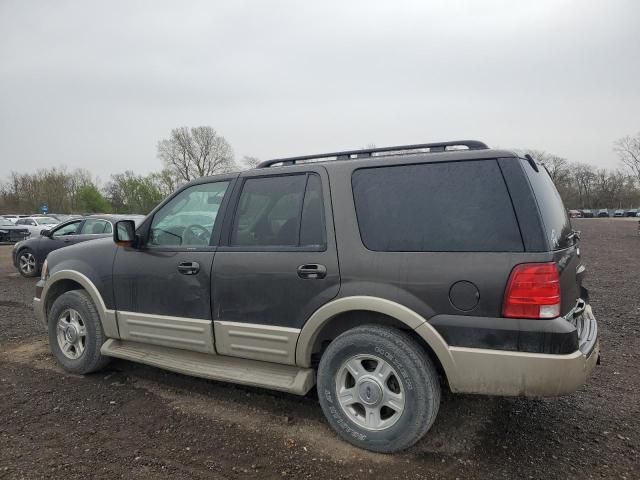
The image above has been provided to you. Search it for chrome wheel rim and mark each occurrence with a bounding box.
[56,309,87,360]
[335,354,405,431]
[19,252,36,274]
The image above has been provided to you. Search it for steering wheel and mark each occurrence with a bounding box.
[182,224,210,245]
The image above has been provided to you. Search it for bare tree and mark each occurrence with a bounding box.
[157,126,237,182]
[523,149,569,183]
[241,155,260,169]
[614,133,640,183]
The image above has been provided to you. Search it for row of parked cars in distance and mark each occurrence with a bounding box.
[6,214,143,276]
[569,208,640,218]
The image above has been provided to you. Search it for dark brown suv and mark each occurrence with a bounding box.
[33,140,599,452]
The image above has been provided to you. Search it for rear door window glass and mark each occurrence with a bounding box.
[231,174,325,248]
[80,219,110,235]
[352,160,523,252]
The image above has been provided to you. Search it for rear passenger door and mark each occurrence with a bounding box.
[212,166,339,364]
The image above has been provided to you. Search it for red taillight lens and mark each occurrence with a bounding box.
[502,262,561,319]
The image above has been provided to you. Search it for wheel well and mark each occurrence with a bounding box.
[308,310,447,381]
[44,279,84,320]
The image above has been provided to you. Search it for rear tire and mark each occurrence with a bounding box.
[17,248,39,277]
[48,290,111,374]
[317,325,440,453]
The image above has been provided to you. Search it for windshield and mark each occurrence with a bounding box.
[36,217,59,225]
[0,219,14,226]
[521,158,572,250]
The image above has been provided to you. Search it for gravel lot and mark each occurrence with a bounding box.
[0,218,638,479]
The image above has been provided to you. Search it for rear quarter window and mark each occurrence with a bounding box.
[520,158,572,250]
[351,160,523,252]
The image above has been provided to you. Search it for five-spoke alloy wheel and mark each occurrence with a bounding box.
[17,249,38,277]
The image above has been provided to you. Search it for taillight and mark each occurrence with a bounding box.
[502,262,561,319]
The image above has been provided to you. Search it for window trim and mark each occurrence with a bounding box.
[350,159,525,253]
[220,172,328,253]
[141,179,234,252]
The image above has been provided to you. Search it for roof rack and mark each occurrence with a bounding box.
[256,140,489,168]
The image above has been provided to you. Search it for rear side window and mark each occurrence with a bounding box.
[352,160,523,252]
[231,173,325,248]
[520,159,572,250]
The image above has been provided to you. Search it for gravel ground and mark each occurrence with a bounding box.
[0,218,638,479]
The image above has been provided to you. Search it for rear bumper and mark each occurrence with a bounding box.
[431,299,599,396]
[447,340,599,396]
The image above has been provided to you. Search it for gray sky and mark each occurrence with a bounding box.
[1,0,639,182]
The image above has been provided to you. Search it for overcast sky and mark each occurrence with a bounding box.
[1,0,639,182]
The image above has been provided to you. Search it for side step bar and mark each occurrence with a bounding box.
[101,339,316,395]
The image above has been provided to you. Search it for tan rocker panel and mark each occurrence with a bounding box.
[117,311,215,354]
[214,321,300,365]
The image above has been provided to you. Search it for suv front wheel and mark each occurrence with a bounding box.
[48,290,111,374]
[317,325,440,453]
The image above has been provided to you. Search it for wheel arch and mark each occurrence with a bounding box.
[42,270,119,339]
[295,296,456,383]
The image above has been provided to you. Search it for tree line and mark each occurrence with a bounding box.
[1,128,639,215]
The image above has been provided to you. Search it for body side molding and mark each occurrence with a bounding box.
[38,269,119,338]
[295,296,457,379]
[214,321,300,365]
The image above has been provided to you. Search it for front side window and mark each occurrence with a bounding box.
[36,217,58,225]
[149,181,229,247]
[352,160,523,252]
[230,174,325,248]
[53,220,83,237]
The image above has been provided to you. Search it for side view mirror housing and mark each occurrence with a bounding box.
[113,220,138,247]
[41,229,52,237]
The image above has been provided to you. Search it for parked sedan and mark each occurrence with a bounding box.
[12,214,144,277]
[569,209,582,218]
[1,215,27,224]
[625,209,638,217]
[613,209,625,217]
[0,218,30,243]
[597,209,610,218]
[581,209,595,218]
[14,216,59,236]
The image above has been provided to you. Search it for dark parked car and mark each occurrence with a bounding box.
[13,214,143,277]
[581,209,595,218]
[0,218,30,243]
[33,141,599,453]
[625,209,638,217]
[597,209,610,218]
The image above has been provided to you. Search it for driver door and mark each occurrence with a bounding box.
[112,177,235,353]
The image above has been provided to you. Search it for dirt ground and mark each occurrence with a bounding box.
[0,218,638,479]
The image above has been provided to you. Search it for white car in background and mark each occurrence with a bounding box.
[14,216,59,237]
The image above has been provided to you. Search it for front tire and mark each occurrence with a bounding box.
[17,248,39,277]
[317,325,440,453]
[48,290,111,374]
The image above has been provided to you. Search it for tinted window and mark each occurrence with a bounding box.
[352,160,523,252]
[300,174,326,247]
[80,219,110,234]
[231,174,325,248]
[53,220,83,237]
[520,159,572,250]
[150,181,229,247]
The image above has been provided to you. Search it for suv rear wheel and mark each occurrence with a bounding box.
[48,290,111,374]
[317,325,440,453]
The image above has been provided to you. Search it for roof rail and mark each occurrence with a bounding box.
[256,140,489,168]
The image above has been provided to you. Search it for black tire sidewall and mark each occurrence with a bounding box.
[47,290,105,374]
[17,248,38,277]
[317,326,439,453]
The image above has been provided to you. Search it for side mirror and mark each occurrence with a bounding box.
[41,229,52,237]
[113,220,137,247]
